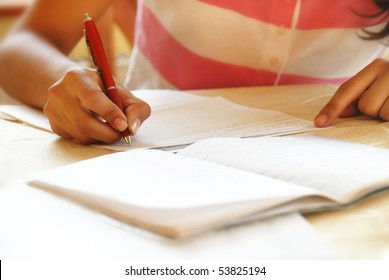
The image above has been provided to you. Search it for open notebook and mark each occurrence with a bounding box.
[0,90,317,151]
[28,135,389,239]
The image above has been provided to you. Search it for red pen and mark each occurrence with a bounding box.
[83,13,131,146]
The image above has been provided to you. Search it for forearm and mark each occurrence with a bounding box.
[0,31,79,109]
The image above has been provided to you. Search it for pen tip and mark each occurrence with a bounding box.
[124,136,132,147]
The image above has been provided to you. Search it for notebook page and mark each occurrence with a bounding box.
[28,149,319,209]
[178,136,389,202]
[122,97,316,150]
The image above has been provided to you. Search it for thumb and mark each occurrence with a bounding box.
[118,85,151,135]
[125,101,151,135]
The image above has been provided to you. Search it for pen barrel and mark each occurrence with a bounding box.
[106,87,124,112]
[121,128,131,138]
[106,86,131,137]
[84,19,118,99]
[84,15,132,140]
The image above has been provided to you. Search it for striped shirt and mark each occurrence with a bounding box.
[125,0,388,90]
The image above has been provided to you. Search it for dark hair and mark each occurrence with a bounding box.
[361,0,389,40]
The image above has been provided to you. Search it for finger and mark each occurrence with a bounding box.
[45,94,121,144]
[63,107,122,144]
[378,97,389,121]
[78,87,129,133]
[119,86,151,135]
[314,59,383,127]
[356,67,389,118]
[48,120,73,140]
[338,99,360,118]
[125,102,152,135]
[44,100,76,139]
[45,105,95,143]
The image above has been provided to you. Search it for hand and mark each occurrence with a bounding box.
[44,67,151,144]
[315,58,389,127]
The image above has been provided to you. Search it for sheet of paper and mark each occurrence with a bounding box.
[0,105,51,132]
[178,135,389,202]
[0,184,338,259]
[120,97,317,150]
[29,149,318,209]
[0,89,318,151]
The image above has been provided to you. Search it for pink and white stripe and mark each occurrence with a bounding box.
[125,0,388,90]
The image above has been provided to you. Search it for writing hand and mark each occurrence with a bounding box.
[315,58,389,127]
[44,67,151,144]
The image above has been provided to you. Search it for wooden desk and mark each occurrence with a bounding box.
[1,84,389,259]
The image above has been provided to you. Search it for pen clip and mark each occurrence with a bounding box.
[83,30,99,72]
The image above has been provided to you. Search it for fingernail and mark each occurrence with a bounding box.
[315,114,328,126]
[114,118,128,132]
[130,118,141,135]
